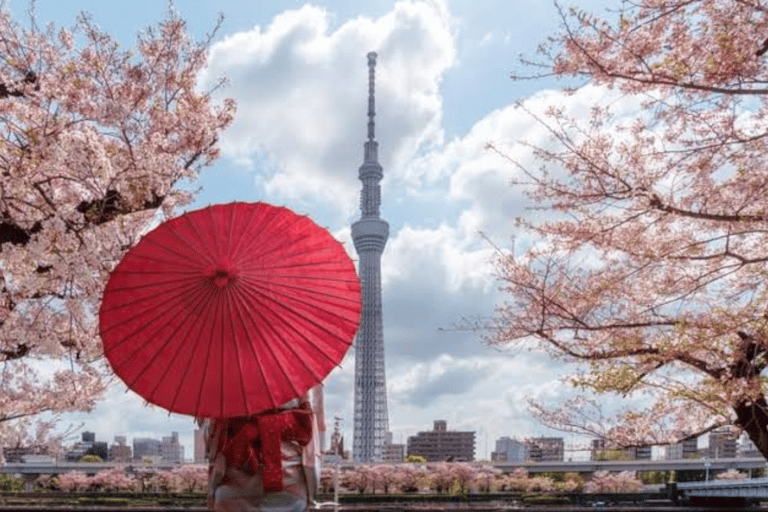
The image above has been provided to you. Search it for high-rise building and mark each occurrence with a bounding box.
[383,431,405,463]
[708,428,737,459]
[406,420,476,462]
[667,436,699,459]
[351,51,390,462]
[629,445,653,460]
[109,436,131,462]
[194,428,207,463]
[133,437,162,461]
[492,436,526,462]
[738,434,762,458]
[590,439,652,460]
[65,432,107,461]
[525,437,564,462]
[161,431,184,463]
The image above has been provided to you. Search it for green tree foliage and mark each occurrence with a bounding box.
[0,474,23,491]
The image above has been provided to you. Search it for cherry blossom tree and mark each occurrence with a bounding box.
[488,0,768,458]
[319,466,337,493]
[55,471,93,492]
[392,464,426,493]
[341,465,371,494]
[473,465,500,493]
[0,5,234,446]
[716,468,747,480]
[169,465,208,493]
[584,471,642,493]
[91,468,138,492]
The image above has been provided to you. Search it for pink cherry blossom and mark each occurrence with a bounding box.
[716,468,747,480]
[585,471,642,493]
[0,6,233,445]
[490,0,768,459]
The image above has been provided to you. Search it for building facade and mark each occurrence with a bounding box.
[708,428,737,459]
[667,437,699,460]
[406,420,475,462]
[351,52,390,462]
[133,437,162,461]
[194,428,207,463]
[2,446,50,463]
[739,434,762,458]
[109,436,132,462]
[525,437,564,462]
[491,436,526,462]
[591,439,652,460]
[382,431,405,463]
[65,432,107,461]
[161,431,184,463]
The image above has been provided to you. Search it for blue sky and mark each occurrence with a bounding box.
[17,0,616,459]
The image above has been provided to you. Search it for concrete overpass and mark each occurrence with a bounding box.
[492,457,768,474]
[3,457,768,478]
[0,461,183,489]
[0,461,183,475]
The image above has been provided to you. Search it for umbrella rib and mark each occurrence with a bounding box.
[265,293,357,367]
[237,233,350,268]
[100,277,205,352]
[241,274,361,305]
[237,276,360,361]
[100,276,205,313]
[228,282,282,411]
[152,282,218,416]
[228,201,266,264]
[113,249,206,272]
[192,284,229,419]
[120,279,212,393]
[235,205,300,263]
[235,284,334,385]
[223,285,251,417]
[139,232,216,269]
[219,285,230,418]
[220,207,250,416]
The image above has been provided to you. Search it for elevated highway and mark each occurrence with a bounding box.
[491,456,768,474]
[0,461,180,476]
[3,457,767,477]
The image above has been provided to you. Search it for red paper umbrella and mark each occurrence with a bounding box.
[99,202,361,418]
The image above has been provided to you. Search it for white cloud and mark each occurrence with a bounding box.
[383,223,493,293]
[200,1,457,220]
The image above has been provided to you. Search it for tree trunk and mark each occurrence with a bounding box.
[734,397,768,460]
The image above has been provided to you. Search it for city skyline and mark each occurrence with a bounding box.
[13,422,758,464]
[17,0,628,460]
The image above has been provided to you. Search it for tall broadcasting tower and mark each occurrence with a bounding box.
[351,52,390,462]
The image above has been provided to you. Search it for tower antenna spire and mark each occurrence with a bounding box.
[367,51,376,143]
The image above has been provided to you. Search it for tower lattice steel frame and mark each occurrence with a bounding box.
[351,52,389,462]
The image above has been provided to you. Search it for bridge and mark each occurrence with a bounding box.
[0,461,181,476]
[0,461,183,489]
[492,457,768,474]
[4,457,768,477]
[677,476,768,498]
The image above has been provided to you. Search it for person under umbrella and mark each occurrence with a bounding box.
[202,385,325,512]
[99,202,361,512]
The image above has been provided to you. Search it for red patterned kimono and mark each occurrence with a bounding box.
[205,386,324,512]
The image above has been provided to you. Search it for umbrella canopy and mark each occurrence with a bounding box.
[99,202,361,418]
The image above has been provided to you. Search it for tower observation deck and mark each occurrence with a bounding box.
[351,52,389,462]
